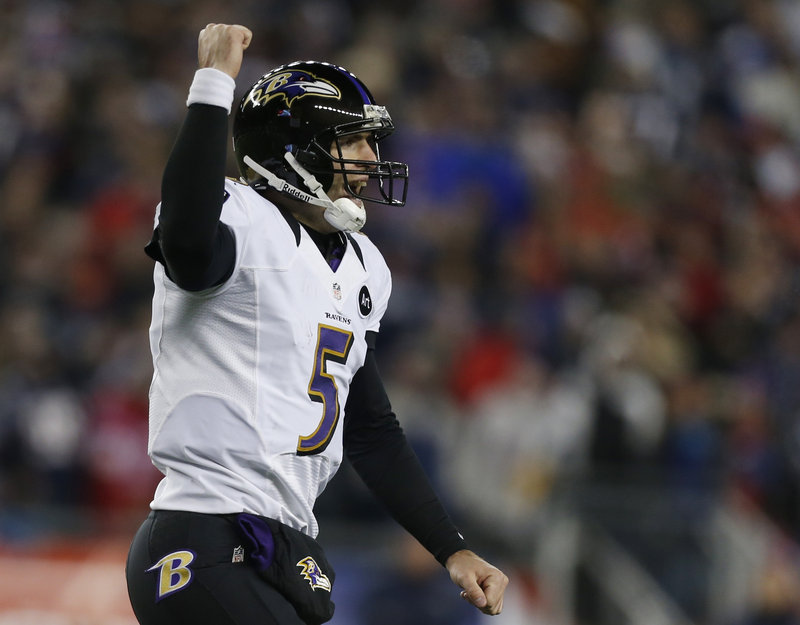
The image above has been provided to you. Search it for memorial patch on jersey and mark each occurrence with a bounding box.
[146,550,195,601]
[358,285,372,317]
[297,556,332,592]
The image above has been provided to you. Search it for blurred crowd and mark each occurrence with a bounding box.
[3,0,800,623]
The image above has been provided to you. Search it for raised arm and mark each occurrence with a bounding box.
[151,24,251,291]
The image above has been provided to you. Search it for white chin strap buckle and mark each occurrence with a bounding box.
[325,198,366,232]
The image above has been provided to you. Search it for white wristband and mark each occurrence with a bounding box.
[186,68,236,114]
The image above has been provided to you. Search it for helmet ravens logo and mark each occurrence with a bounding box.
[296,556,332,592]
[245,70,341,109]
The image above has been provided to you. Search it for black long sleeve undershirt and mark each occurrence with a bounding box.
[147,103,235,290]
[344,340,468,566]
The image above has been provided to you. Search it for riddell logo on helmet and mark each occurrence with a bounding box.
[282,182,309,201]
[247,70,341,109]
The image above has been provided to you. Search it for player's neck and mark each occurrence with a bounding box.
[289,204,339,235]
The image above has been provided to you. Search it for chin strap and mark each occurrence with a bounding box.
[243,154,366,232]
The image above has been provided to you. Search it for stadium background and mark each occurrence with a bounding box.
[2,0,800,623]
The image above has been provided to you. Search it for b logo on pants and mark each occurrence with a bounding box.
[146,550,195,601]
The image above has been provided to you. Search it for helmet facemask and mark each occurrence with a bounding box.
[296,105,408,207]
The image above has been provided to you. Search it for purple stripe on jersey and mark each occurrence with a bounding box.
[236,513,276,571]
[328,243,345,271]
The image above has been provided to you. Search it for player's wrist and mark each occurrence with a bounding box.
[186,68,236,113]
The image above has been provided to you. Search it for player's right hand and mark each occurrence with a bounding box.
[197,23,252,79]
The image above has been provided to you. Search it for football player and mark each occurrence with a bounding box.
[125,23,508,625]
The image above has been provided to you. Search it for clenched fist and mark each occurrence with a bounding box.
[446,549,509,616]
[197,23,252,79]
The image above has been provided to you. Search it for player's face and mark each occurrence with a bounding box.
[327,132,377,208]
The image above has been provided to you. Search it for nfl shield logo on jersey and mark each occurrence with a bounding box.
[332,282,342,300]
[231,545,245,563]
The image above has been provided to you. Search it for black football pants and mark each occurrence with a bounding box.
[126,510,304,625]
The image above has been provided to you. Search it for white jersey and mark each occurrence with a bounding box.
[146,178,391,537]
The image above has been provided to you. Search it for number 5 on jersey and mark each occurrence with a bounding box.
[297,324,354,455]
